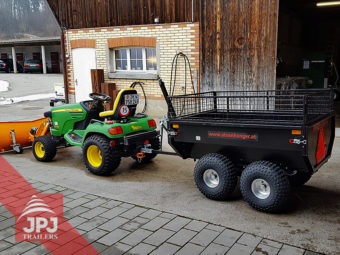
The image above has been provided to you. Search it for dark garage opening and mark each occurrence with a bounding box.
[277,0,340,127]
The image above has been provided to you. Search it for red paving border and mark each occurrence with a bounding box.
[0,155,99,255]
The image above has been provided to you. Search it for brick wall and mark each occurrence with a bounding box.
[63,22,199,102]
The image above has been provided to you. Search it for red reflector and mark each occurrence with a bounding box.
[108,126,123,135]
[110,140,116,147]
[36,64,42,67]
[106,120,114,124]
[144,140,150,145]
[148,120,156,128]
[315,128,326,164]
[3,63,6,66]
[24,64,30,67]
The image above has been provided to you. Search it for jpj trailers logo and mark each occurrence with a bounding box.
[15,194,63,242]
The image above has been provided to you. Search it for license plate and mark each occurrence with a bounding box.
[124,94,139,105]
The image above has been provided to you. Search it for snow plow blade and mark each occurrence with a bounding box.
[0,118,49,153]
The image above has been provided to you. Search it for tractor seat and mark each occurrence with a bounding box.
[99,88,139,120]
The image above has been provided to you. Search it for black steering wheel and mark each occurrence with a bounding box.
[89,92,111,102]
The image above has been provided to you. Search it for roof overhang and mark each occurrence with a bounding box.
[0,37,60,47]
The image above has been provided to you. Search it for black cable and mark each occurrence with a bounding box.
[130,81,147,113]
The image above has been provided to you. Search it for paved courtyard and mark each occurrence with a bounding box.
[0,177,322,255]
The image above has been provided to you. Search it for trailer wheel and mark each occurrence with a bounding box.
[32,136,57,162]
[83,135,121,175]
[289,171,312,187]
[240,161,290,213]
[194,153,237,200]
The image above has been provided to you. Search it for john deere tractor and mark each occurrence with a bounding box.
[32,89,159,175]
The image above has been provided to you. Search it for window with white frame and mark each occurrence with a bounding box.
[113,47,157,73]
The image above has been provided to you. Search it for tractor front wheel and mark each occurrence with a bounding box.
[32,136,57,162]
[83,135,121,175]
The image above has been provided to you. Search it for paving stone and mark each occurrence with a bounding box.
[84,228,108,242]
[167,228,197,246]
[0,228,14,240]
[66,191,87,199]
[44,188,60,194]
[98,216,129,232]
[77,216,108,231]
[64,198,91,209]
[63,206,89,219]
[144,228,175,246]
[139,209,162,219]
[100,206,129,219]
[62,197,73,204]
[303,251,323,255]
[121,218,148,232]
[150,243,181,255]
[0,218,14,231]
[227,243,254,255]
[4,234,16,244]
[53,186,67,191]
[159,212,177,219]
[60,189,74,196]
[163,217,191,232]
[91,242,109,253]
[97,228,130,246]
[120,203,135,209]
[175,243,205,255]
[1,242,36,255]
[252,243,279,255]
[115,242,132,252]
[201,242,230,255]
[101,243,130,255]
[214,228,243,247]
[238,233,262,247]
[133,217,151,225]
[205,224,225,233]
[184,220,208,232]
[37,183,56,191]
[101,200,122,209]
[129,243,156,255]
[67,216,88,227]
[83,194,100,200]
[190,228,220,247]
[82,198,107,209]
[22,245,49,255]
[141,217,171,231]
[278,244,305,255]
[0,240,11,252]
[0,211,12,219]
[121,228,153,246]
[120,206,147,219]
[80,207,108,219]
[260,239,283,249]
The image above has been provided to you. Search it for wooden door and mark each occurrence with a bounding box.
[50,52,60,73]
[16,53,24,67]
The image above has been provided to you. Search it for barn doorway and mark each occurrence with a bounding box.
[277,0,340,127]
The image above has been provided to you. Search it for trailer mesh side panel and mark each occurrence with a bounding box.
[167,89,334,125]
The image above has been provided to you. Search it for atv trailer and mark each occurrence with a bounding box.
[141,80,335,213]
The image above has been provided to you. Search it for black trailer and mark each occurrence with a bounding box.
[152,79,335,213]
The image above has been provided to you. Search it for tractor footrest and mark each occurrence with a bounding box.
[66,132,83,143]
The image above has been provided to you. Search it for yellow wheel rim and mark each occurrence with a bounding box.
[87,145,102,168]
[34,142,45,158]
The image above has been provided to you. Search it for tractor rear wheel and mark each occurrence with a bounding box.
[194,153,237,200]
[240,161,290,213]
[83,135,121,175]
[32,136,57,162]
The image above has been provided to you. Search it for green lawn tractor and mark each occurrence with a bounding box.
[32,88,159,175]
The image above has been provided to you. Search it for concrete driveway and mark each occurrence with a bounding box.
[0,100,339,255]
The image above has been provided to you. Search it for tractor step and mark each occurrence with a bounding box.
[65,132,83,144]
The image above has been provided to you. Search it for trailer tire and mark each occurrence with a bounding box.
[289,171,312,187]
[240,161,290,213]
[32,136,57,162]
[194,153,237,201]
[83,135,121,175]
